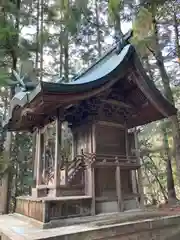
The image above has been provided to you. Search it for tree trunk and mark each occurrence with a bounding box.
[152,12,180,187]
[173,10,180,63]
[3,0,21,214]
[162,121,177,203]
[95,0,102,57]
[112,2,123,41]
[145,156,168,202]
[59,35,63,78]
[35,0,40,72]
[64,29,69,82]
[143,53,176,201]
[40,0,44,81]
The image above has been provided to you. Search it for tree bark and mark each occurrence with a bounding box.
[64,29,69,82]
[3,0,21,214]
[151,11,180,187]
[35,0,40,72]
[162,122,177,203]
[95,0,102,57]
[145,155,168,202]
[40,0,44,81]
[143,53,176,201]
[173,10,180,63]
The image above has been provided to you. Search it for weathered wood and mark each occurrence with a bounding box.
[71,133,75,160]
[91,167,96,215]
[92,124,96,153]
[94,162,140,169]
[101,99,132,109]
[36,130,43,186]
[131,170,138,194]
[97,121,125,129]
[54,110,62,193]
[16,198,44,222]
[125,126,129,159]
[95,196,117,202]
[116,166,123,211]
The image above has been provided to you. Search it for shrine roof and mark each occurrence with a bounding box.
[5,31,177,131]
[29,40,133,98]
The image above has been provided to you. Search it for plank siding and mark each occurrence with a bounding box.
[96,124,126,155]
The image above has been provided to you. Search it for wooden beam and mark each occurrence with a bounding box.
[116,166,123,212]
[94,162,140,169]
[101,99,132,109]
[97,121,125,129]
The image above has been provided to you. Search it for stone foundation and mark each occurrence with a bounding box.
[0,212,180,240]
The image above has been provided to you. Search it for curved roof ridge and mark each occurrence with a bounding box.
[69,30,133,83]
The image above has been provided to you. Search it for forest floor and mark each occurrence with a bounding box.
[148,203,180,215]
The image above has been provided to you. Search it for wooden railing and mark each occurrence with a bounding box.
[61,155,85,184]
[84,153,137,163]
[61,152,139,185]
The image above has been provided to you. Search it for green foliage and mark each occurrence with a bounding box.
[131,7,155,57]
[0,69,10,86]
[133,7,153,39]
[108,0,123,23]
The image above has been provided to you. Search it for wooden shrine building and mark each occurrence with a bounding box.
[4,32,177,223]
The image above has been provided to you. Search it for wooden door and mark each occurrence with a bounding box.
[96,124,126,155]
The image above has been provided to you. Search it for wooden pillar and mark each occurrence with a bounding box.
[36,130,43,186]
[32,131,37,187]
[125,126,129,160]
[33,132,37,186]
[65,158,68,185]
[71,133,75,161]
[91,167,96,215]
[54,111,62,195]
[131,170,138,194]
[92,123,96,153]
[134,128,145,209]
[90,123,96,215]
[116,165,123,211]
